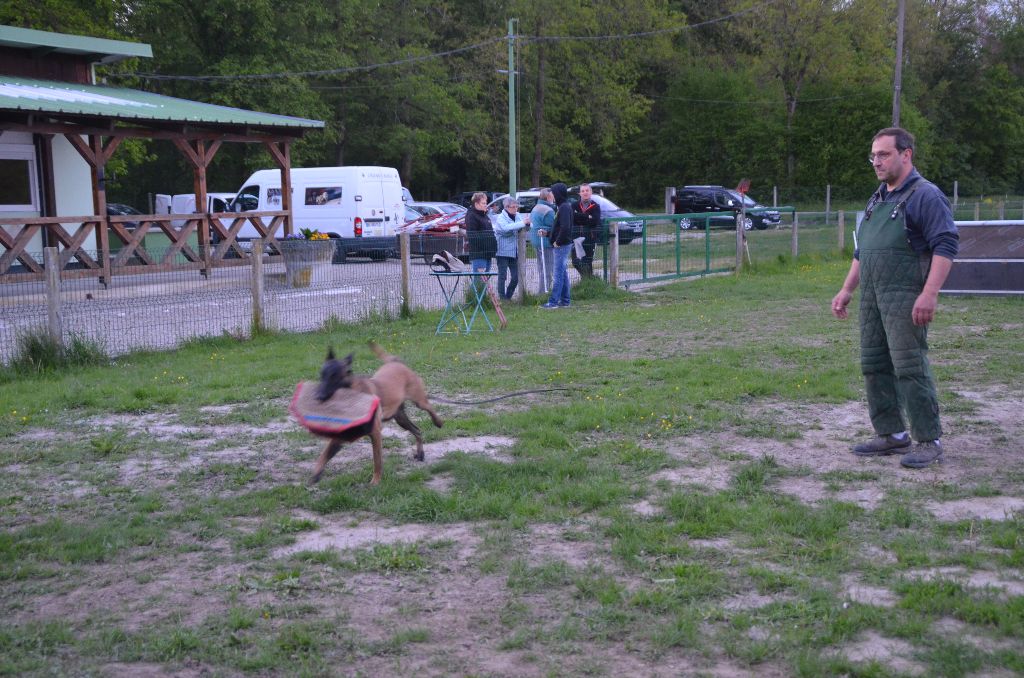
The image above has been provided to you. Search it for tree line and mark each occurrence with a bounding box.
[5,0,1023,209]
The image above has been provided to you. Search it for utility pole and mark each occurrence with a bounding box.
[507,18,517,196]
[892,0,905,126]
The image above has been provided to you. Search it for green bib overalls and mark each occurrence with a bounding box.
[857,182,942,442]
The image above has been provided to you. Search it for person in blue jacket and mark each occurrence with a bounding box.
[493,196,527,299]
[529,188,556,294]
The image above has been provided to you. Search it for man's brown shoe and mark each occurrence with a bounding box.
[900,440,943,468]
[852,434,912,457]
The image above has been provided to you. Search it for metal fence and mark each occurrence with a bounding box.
[1,216,856,365]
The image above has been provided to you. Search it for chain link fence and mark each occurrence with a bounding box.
[0,215,879,365]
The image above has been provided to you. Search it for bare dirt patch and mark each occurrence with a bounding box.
[424,435,517,462]
[833,631,928,676]
[651,462,732,491]
[274,515,480,559]
[926,496,1024,522]
[16,550,245,633]
[932,617,1024,654]
[840,574,898,608]
[903,566,1024,597]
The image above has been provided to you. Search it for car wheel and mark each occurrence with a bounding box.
[331,240,347,264]
[679,217,693,230]
[740,217,753,231]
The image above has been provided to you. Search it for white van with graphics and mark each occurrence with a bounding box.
[229,166,404,261]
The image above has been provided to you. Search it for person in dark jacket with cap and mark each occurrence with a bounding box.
[542,183,574,308]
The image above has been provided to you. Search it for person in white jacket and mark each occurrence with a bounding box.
[493,197,527,299]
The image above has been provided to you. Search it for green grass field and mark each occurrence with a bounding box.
[1,257,1022,677]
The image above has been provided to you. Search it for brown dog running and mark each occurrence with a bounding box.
[309,341,443,485]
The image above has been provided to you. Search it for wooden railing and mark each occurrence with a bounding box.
[0,211,289,284]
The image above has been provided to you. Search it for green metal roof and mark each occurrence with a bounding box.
[0,76,324,130]
[0,25,152,64]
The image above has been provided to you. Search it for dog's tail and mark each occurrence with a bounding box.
[368,340,400,363]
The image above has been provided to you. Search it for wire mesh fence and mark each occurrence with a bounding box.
[1,216,856,365]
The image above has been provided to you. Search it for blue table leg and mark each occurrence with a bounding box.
[465,275,495,333]
[435,275,470,334]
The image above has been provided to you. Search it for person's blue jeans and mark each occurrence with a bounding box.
[496,256,518,299]
[547,244,571,306]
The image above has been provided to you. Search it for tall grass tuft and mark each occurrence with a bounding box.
[4,328,107,376]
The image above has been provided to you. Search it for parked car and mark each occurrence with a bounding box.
[399,203,468,264]
[673,185,781,231]
[488,190,643,244]
[407,202,466,219]
[106,202,145,229]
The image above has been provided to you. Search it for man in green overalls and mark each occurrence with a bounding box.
[831,127,959,469]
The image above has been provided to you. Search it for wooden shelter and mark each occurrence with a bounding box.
[0,25,324,285]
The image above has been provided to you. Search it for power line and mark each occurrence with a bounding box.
[108,3,774,83]
[115,37,506,82]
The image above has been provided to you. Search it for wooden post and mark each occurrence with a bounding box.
[953,180,958,207]
[515,228,527,303]
[974,202,980,220]
[837,210,845,250]
[251,238,264,333]
[998,200,1005,220]
[664,187,676,214]
[825,184,831,226]
[44,247,63,347]
[791,212,799,258]
[609,223,620,289]
[399,232,411,317]
[773,185,778,207]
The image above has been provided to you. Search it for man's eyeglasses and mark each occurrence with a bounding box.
[868,149,906,164]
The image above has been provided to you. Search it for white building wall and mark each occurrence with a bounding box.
[52,134,97,254]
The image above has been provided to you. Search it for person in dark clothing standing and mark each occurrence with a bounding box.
[831,127,958,469]
[542,183,574,308]
[571,183,601,277]
[463,192,497,272]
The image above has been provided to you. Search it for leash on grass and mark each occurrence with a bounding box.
[431,387,572,405]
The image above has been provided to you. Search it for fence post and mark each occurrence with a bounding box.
[791,212,799,258]
[250,238,264,333]
[664,187,676,214]
[735,214,744,270]
[825,185,831,226]
[515,228,527,303]
[399,232,411,317]
[609,223,620,289]
[837,210,845,250]
[953,181,958,207]
[773,185,778,207]
[998,200,1005,220]
[44,247,63,347]
[974,202,980,220]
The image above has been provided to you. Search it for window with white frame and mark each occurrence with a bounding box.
[0,145,39,212]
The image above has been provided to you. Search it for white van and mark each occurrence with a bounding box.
[228,166,404,260]
[155,192,237,228]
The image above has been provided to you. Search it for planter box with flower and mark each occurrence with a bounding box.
[280,229,335,287]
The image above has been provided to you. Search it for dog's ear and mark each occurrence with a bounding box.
[342,353,354,367]
[326,347,336,361]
